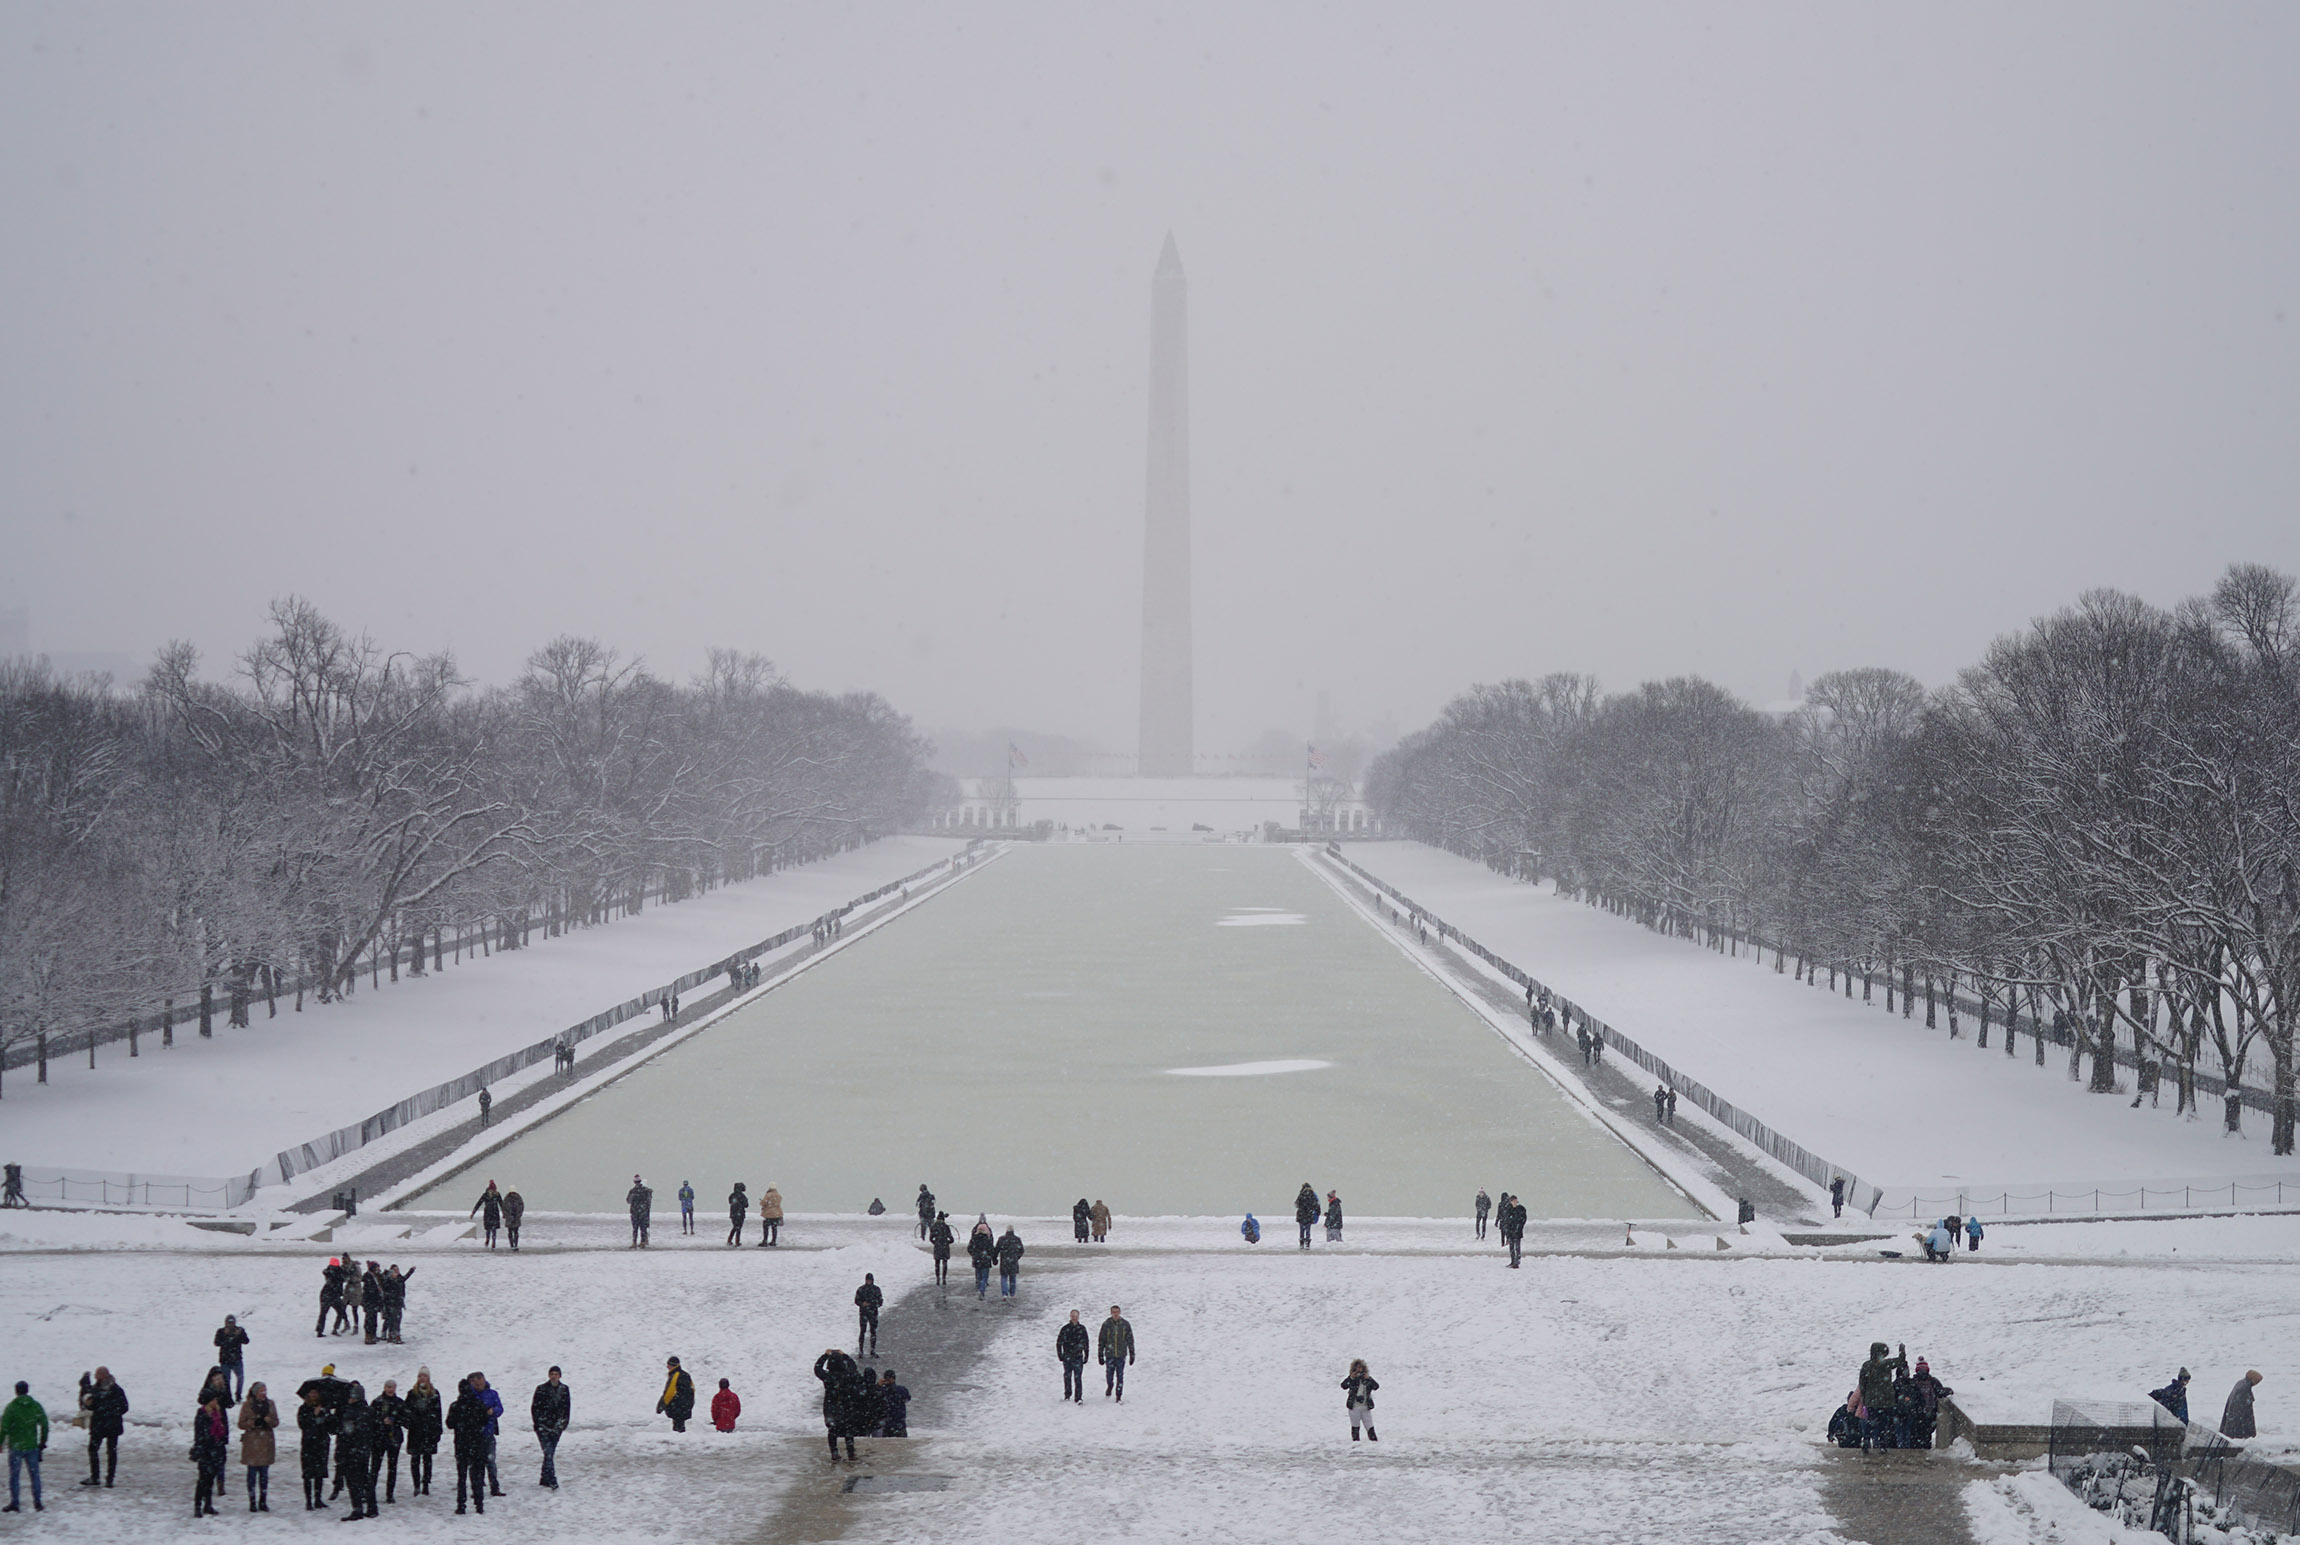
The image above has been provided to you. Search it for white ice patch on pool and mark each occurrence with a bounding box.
[1165,1058,1332,1077]
[1218,907,1306,927]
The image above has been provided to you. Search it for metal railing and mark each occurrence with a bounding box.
[6,843,979,1211]
[1321,845,1883,1217]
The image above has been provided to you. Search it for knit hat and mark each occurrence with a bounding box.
[1915,1359,1929,1372]
[321,1364,335,1376]
[2179,1368,2191,1381]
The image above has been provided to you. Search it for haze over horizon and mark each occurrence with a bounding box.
[6,5,2297,757]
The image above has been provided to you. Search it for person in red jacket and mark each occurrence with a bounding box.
[710,1380,740,1433]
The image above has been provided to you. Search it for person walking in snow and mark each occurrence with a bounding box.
[1499,1192,1528,1267]
[369,1379,405,1503]
[967,1217,997,1297]
[501,1186,525,1252]
[855,1274,883,1356]
[1654,1083,1669,1123]
[2223,1371,2263,1438]
[757,1186,783,1246]
[727,1183,749,1246]
[1057,1312,1090,1404]
[678,1181,696,1235]
[1324,1190,1344,1243]
[929,1212,955,1284]
[530,1367,569,1489]
[1342,1359,1379,1442]
[1295,1184,1321,1250]
[1830,1177,1846,1219]
[996,1224,1026,1297]
[471,1181,504,1248]
[477,1086,492,1128]
[813,1349,864,1461]
[1964,1216,1983,1253]
[2149,1370,2193,1423]
[360,1260,386,1342]
[1665,1086,1678,1125]
[1474,1188,1491,1240]
[711,1380,740,1432]
[656,1358,695,1433]
[627,1175,654,1248]
[381,1263,416,1340]
[1090,1199,1111,1242]
[1099,1306,1135,1401]
[1073,1198,1092,1243]
[916,1184,936,1241]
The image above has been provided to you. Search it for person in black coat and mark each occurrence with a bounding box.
[877,1370,910,1437]
[360,1263,385,1344]
[1072,1198,1092,1243]
[379,1265,415,1344]
[853,1369,886,1437]
[369,1381,406,1503]
[400,1373,442,1498]
[854,1275,883,1356]
[1498,1193,1528,1267]
[2149,1370,2193,1424]
[929,1212,955,1285]
[1295,1184,1321,1249]
[335,1383,379,1519]
[530,1368,570,1490]
[1056,1311,1090,1404]
[445,1379,491,1515]
[213,1317,251,1401]
[813,1349,864,1461]
[297,1390,334,1511]
[726,1183,749,1247]
[80,1366,129,1488]
[996,1227,1026,1298]
[656,1358,695,1433]
[915,1185,936,1242]
[967,1222,998,1298]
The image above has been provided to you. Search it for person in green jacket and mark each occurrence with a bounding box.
[1857,1342,1908,1450]
[3,1381,49,1512]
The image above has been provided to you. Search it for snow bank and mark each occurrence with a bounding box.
[1341,843,2300,1199]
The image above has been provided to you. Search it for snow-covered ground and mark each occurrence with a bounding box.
[1340,843,2300,1203]
[0,837,963,1180]
[1,1206,2293,1544]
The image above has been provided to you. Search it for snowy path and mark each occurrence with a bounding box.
[0,837,964,1178]
[1339,842,2300,1199]
[4,1208,2295,1543]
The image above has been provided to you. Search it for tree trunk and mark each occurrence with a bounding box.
[128,1016,140,1057]
[1904,964,1917,1019]
[2090,1020,2119,1094]
[199,983,214,1038]
[163,996,175,1048]
[37,1031,47,1084]
[2226,1089,2246,1134]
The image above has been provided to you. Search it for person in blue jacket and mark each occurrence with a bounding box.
[678,1182,696,1236]
[1239,1213,1260,1244]
[1964,1216,1984,1252]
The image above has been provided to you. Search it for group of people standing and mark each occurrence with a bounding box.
[1293,1183,1344,1247]
[316,1259,418,1344]
[809,1351,908,1460]
[1831,1342,1953,1450]
[720,1180,785,1246]
[469,1181,526,1249]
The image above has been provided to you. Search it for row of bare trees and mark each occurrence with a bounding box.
[1368,563,2300,1153]
[0,598,945,1091]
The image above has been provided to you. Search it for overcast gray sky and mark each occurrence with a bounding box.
[5,4,2296,759]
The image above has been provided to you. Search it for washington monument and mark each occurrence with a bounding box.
[1137,233,1194,776]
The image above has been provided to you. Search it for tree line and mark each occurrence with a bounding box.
[1367,563,2300,1153]
[0,598,946,1090]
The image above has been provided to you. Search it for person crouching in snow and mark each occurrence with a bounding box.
[1240,1213,1260,1244]
[1342,1360,1379,1442]
[1920,1219,1955,1261]
[710,1380,739,1432]
[1827,1391,1864,1448]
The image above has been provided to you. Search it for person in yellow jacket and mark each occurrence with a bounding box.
[758,1187,784,1246]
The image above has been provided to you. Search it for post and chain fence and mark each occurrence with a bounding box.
[1876,1179,2300,1221]
[5,842,981,1212]
[1320,845,1885,1217]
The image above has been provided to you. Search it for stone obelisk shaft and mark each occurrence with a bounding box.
[1138,234,1194,777]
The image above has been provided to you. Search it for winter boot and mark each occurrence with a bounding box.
[1350,1430,1360,1441]
[1366,1427,1378,1441]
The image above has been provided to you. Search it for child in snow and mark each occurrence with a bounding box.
[1342,1360,1379,1441]
[1240,1214,1261,1244]
[1827,1391,1864,1448]
[710,1379,739,1432]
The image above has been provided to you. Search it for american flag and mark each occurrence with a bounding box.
[1307,744,1324,770]
[1008,741,1029,770]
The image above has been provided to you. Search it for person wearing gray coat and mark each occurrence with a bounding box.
[2223,1371,2263,1438]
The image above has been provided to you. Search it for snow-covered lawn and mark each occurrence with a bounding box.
[2,1207,2293,1544]
[1340,843,2300,1202]
[0,837,963,1179]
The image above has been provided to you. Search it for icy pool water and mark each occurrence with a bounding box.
[414,844,1697,1220]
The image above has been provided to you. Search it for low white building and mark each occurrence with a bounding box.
[929,776,1382,838]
